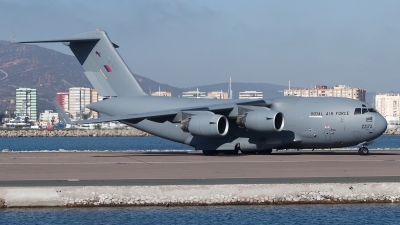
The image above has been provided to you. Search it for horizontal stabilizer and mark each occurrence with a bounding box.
[18,38,100,44]
[53,100,77,125]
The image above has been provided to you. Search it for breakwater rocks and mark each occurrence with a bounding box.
[2,183,400,207]
[385,128,400,135]
[0,129,151,137]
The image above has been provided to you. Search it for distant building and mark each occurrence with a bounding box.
[284,85,366,102]
[207,91,228,99]
[375,93,400,129]
[182,90,206,98]
[55,88,100,119]
[39,110,59,124]
[68,87,92,119]
[56,92,69,111]
[375,93,400,118]
[15,88,37,120]
[239,91,263,99]
[91,89,99,118]
[151,91,172,97]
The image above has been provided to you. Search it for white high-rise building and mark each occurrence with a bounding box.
[68,87,91,119]
[375,93,400,118]
[375,93,400,128]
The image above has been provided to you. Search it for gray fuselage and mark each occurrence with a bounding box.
[87,96,387,151]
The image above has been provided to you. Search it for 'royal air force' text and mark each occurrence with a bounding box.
[310,111,349,116]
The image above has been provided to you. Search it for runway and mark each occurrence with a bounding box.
[1,150,400,187]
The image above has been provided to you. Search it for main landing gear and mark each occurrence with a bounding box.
[358,147,369,155]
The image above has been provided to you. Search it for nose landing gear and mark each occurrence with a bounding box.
[357,141,374,156]
[358,147,369,155]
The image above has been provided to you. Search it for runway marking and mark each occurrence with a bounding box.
[68,179,79,182]
[129,157,153,165]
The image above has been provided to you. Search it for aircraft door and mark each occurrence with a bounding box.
[353,131,361,139]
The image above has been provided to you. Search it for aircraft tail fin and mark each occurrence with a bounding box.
[53,99,77,125]
[19,30,147,97]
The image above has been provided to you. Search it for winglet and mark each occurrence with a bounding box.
[53,99,77,125]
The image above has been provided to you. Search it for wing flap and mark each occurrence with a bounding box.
[75,109,178,124]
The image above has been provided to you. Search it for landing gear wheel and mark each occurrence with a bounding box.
[358,147,369,155]
[203,150,217,156]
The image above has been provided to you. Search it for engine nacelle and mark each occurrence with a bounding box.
[236,108,284,133]
[181,113,229,137]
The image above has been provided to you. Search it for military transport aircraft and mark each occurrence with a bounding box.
[19,30,387,155]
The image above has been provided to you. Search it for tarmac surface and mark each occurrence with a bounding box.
[1,150,400,187]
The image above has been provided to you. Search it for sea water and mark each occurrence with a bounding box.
[1,204,399,224]
[1,135,400,151]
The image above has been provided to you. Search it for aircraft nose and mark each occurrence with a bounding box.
[375,114,387,136]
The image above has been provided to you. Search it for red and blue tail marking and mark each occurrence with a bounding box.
[104,65,112,72]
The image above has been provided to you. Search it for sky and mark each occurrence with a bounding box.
[1,0,400,93]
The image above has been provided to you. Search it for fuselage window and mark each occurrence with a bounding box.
[362,108,368,114]
[354,108,361,115]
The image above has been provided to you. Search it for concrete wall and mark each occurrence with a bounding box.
[1,183,400,208]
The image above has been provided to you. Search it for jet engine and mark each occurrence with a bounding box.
[181,113,229,137]
[236,108,284,133]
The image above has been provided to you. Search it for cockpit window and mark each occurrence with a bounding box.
[355,107,377,115]
[354,108,361,115]
[362,104,366,107]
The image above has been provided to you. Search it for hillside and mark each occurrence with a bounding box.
[0,41,183,112]
[0,40,91,112]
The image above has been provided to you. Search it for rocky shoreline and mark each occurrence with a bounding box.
[0,128,151,137]
[1,183,400,208]
[384,128,400,135]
